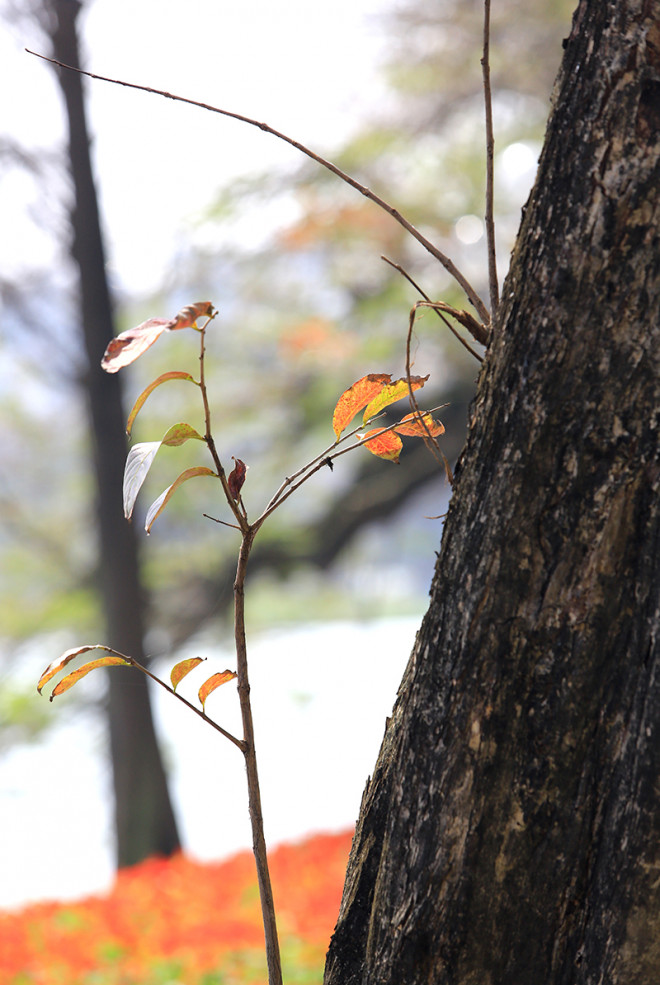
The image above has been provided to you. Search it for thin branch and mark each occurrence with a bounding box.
[126,656,245,751]
[382,256,485,362]
[25,47,491,325]
[481,0,499,319]
[406,305,454,484]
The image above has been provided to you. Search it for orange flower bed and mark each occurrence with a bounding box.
[1,829,353,985]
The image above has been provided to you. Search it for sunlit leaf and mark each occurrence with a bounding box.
[199,670,237,712]
[169,302,215,330]
[50,656,131,701]
[145,466,217,533]
[123,424,205,520]
[170,656,206,692]
[126,371,199,437]
[359,428,403,463]
[124,442,161,519]
[332,374,391,439]
[363,375,429,423]
[102,303,214,374]
[394,412,445,437]
[101,319,171,373]
[37,643,113,694]
[228,458,248,499]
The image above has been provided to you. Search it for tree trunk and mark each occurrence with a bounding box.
[48,0,181,867]
[324,1,660,982]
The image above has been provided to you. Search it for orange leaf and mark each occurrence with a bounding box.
[101,319,171,373]
[363,375,429,423]
[332,374,391,439]
[145,466,217,533]
[199,670,237,712]
[126,371,199,437]
[169,301,214,330]
[394,412,445,437]
[359,428,403,463]
[37,643,125,694]
[170,656,206,692]
[50,656,131,701]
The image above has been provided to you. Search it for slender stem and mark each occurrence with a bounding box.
[197,324,248,531]
[481,0,499,320]
[382,256,484,362]
[131,658,245,751]
[26,48,490,325]
[234,529,283,985]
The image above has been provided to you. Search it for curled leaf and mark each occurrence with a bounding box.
[359,428,403,463]
[169,302,214,330]
[363,375,429,423]
[394,412,445,438]
[332,374,391,440]
[123,424,205,520]
[101,319,170,373]
[145,466,217,533]
[170,656,206,692]
[199,670,237,712]
[126,372,199,437]
[50,656,132,701]
[228,458,248,500]
[37,644,116,694]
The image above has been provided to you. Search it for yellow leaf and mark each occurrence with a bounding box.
[170,657,206,692]
[363,375,429,423]
[145,467,217,533]
[359,429,403,463]
[199,671,237,712]
[394,412,445,438]
[50,656,131,701]
[37,644,121,694]
[332,374,391,440]
[126,372,198,437]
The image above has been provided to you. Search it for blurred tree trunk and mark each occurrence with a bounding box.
[47,0,181,867]
[325,1,660,982]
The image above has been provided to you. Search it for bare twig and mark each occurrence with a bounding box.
[25,47,491,325]
[481,0,499,319]
[406,305,454,484]
[382,256,485,361]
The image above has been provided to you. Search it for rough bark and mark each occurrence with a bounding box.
[324,2,660,983]
[48,0,180,866]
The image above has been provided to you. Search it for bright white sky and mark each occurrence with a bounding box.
[3,0,389,294]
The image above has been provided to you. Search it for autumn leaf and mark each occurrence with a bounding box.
[101,302,214,373]
[359,428,403,463]
[170,656,206,692]
[145,466,217,533]
[126,371,199,437]
[199,670,238,712]
[123,423,206,520]
[362,375,429,423]
[228,458,248,499]
[50,656,132,701]
[169,302,214,330]
[101,318,171,373]
[332,374,391,440]
[37,644,113,694]
[394,412,445,438]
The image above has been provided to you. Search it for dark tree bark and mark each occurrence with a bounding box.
[47,0,181,867]
[325,2,660,983]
